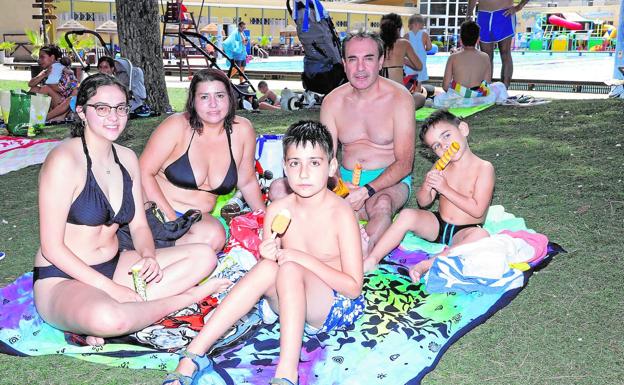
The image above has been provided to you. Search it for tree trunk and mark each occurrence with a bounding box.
[115,0,170,113]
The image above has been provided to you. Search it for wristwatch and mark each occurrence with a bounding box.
[364,183,376,198]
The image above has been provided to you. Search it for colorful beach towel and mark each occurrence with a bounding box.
[0,207,564,384]
[0,135,60,175]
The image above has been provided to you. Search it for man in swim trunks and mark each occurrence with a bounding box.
[467,0,530,88]
[321,31,416,256]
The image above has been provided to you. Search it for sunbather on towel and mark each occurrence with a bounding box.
[163,121,364,385]
[364,110,494,282]
[34,74,230,348]
[433,21,507,108]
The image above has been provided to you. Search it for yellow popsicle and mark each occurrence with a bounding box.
[271,209,291,238]
[352,163,362,186]
[434,142,460,171]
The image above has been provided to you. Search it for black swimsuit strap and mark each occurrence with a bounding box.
[186,129,197,153]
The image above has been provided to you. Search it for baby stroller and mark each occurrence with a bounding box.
[113,57,151,117]
[63,29,152,118]
[177,31,259,110]
[282,0,347,110]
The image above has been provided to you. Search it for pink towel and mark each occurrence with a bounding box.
[500,230,549,263]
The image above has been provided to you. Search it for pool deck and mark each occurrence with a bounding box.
[1,60,608,100]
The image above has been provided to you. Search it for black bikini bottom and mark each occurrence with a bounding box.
[33,251,120,282]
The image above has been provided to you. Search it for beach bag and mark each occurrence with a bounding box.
[6,91,51,137]
[0,90,10,124]
[117,202,202,250]
[255,134,284,179]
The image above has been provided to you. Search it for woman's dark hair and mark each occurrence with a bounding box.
[185,68,237,134]
[71,73,129,137]
[39,44,62,61]
[380,13,403,58]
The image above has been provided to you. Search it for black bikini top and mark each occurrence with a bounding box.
[163,129,238,195]
[66,136,135,226]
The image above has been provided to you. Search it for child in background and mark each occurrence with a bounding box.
[258,80,281,110]
[364,110,494,281]
[404,14,432,97]
[164,120,364,385]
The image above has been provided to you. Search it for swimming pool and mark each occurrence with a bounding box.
[220,51,616,82]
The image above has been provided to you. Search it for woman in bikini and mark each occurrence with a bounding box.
[34,73,230,346]
[140,68,265,252]
[379,13,426,108]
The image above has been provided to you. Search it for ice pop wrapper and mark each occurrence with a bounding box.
[131,264,147,301]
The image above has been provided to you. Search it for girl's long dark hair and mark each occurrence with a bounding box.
[380,13,403,58]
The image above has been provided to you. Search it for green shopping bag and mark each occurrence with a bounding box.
[7,91,51,137]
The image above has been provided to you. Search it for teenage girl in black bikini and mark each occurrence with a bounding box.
[33,73,231,346]
[140,68,265,252]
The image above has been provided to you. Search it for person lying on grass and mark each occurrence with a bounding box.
[163,120,364,385]
[34,73,230,346]
[364,109,494,280]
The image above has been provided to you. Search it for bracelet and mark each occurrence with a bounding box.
[364,183,376,198]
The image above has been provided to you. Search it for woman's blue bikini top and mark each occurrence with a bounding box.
[66,135,135,226]
[163,128,238,196]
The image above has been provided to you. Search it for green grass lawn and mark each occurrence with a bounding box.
[0,94,622,384]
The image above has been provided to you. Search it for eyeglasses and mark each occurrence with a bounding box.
[85,103,130,117]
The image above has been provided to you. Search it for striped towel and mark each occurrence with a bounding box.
[0,136,60,175]
[449,80,491,98]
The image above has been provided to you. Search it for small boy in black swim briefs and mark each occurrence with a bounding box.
[364,109,495,281]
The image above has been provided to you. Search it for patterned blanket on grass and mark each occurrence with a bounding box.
[0,135,60,175]
[0,206,564,383]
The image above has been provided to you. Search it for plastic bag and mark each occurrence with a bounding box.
[0,90,10,124]
[224,210,265,259]
[7,91,50,137]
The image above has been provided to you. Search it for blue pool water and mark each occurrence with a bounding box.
[219,51,615,82]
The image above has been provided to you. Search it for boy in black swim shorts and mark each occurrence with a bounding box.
[364,110,494,281]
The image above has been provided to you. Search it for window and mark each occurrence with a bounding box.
[459,4,468,16]
[430,4,447,15]
[449,18,456,27]
[449,4,456,15]
[420,3,427,14]
[438,18,446,26]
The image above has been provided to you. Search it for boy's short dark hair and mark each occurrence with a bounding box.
[258,80,268,88]
[283,120,334,160]
[97,56,115,69]
[420,109,463,143]
[460,20,480,47]
[341,31,384,60]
